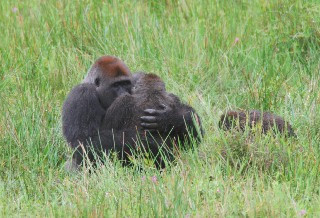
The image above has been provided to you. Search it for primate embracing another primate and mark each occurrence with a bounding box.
[62,56,203,170]
[103,72,203,167]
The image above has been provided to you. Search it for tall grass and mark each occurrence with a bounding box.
[1,0,320,216]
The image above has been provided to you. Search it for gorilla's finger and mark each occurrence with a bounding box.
[144,108,169,116]
[144,109,158,115]
[141,123,158,129]
[140,116,157,122]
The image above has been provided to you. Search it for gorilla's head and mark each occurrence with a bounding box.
[132,73,166,96]
[83,56,133,109]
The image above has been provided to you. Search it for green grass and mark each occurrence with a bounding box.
[1,0,320,216]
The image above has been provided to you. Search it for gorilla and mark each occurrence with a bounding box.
[62,56,202,170]
[219,110,296,137]
[102,73,203,167]
[62,56,134,169]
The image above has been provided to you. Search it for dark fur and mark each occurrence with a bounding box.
[62,56,134,167]
[62,56,202,169]
[103,73,203,167]
[219,110,296,137]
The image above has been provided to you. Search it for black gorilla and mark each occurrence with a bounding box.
[62,56,202,170]
[219,110,296,137]
[102,73,203,167]
[62,56,136,169]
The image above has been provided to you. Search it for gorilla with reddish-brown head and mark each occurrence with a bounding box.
[62,56,202,169]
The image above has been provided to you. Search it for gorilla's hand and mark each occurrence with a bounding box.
[140,104,173,132]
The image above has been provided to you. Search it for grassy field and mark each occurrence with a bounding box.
[1,0,320,216]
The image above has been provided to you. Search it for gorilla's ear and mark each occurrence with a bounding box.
[94,77,100,87]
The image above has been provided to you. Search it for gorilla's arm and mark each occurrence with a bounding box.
[102,94,136,130]
[62,83,105,148]
[141,94,203,141]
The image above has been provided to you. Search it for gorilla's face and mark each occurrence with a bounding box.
[96,76,132,109]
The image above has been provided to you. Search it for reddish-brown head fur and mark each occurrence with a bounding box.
[83,55,132,84]
[93,56,131,78]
